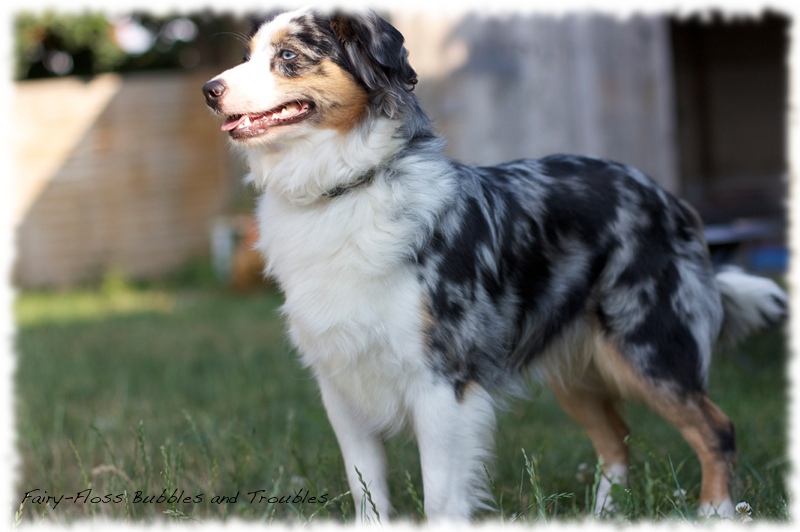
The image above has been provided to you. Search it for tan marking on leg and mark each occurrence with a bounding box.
[649,396,735,511]
[552,385,630,469]
[590,333,650,400]
[551,380,630,516]
[419,292,436,349]
[591,334,735,512]
[456,380,479,404]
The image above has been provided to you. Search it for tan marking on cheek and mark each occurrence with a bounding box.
[317,60,369,131]
[277,59,368,132]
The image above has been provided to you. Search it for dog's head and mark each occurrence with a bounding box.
[202,8,419,146]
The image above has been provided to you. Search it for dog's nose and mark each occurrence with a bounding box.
[202,79,227,109]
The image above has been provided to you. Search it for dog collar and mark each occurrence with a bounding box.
[322,168,377,198]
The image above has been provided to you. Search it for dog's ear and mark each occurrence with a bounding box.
[330,10,418,118]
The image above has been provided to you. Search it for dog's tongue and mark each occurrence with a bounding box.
[221,115,247,131]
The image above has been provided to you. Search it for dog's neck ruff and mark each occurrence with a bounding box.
[321,167,377,198]
[244,118,407,205]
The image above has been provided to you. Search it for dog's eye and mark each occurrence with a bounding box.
[279,49,298,61]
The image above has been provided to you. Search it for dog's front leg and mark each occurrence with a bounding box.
[412,380,496,522]
[317,376,392,525]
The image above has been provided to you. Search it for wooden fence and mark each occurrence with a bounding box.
[12,13,681,288]
[13,71,232,288]
[395,12,678,191]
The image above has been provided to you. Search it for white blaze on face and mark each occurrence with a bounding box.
[207,8,369,144]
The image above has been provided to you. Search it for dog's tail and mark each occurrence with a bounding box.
[715,266,787,345]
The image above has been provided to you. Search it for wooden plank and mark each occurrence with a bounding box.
[13,71,230,288]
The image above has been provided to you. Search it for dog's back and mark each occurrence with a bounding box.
[416,154,722,393]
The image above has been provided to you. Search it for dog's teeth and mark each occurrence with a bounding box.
[241,116,252,128]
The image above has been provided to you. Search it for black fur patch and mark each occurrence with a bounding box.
[414,154,722,396]
[716,421,737,456]
[330,10,418,119]
[268,13,341,78]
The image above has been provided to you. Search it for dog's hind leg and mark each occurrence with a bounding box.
[411,379,496,521]
[638,386,736,518]
[592,335,736,519]
[660,396,735,519]
[551,384,630,516]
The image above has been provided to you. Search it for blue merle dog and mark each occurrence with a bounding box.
[202,7,787,522]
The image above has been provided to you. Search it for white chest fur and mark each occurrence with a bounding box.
[244,118,455,429]
[254,181,431,429]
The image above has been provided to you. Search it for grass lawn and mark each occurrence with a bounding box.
[13,277,790,525]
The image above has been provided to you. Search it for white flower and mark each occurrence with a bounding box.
[736,502,751,514]
[736,501,753,523]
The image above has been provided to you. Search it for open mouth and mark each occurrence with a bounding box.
[221,100,315,139]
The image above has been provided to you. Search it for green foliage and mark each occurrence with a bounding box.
[14,11,127,79]
[13,10,234,80]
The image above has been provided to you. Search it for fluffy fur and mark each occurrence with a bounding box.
[203,8,787,522]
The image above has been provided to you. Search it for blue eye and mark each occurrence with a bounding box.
[280,49,297,61]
